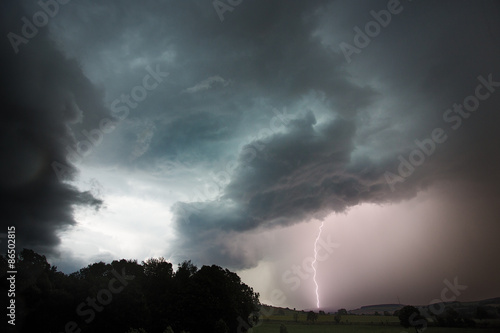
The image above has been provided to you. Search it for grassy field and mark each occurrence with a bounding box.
[250,312,500,333]
[265,314,400,324]
[251,322,500,333]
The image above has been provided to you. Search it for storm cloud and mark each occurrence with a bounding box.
[167,0,500,268]
[0,0,104,253]
[3,0,500,309]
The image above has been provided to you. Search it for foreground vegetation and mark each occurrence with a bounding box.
[2,249,498,333]
[0,249,259,333]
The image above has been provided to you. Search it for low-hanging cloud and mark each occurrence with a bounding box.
[172,106,412,268]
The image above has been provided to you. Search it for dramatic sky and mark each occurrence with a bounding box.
[2,0,500,311]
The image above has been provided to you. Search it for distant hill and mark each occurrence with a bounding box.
[261,296,500,317]
[349,303,404,315]
[345,297,500,316]
[256,298,500,330]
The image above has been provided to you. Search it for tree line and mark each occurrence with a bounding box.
[0,249,260,333]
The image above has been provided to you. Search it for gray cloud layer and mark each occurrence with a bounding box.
[167,0,500,268]
[3,0,500,277]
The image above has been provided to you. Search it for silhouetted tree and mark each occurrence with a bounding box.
[143,257,174,332]
[307,311,318,322]
[10,249,72,333]
[433,307,475,328]
[172,264,259,333]
[334,313,342,323]
[279,323,288,333]
[143,257,173,278]
[398,305,427,333]
[176,260,197,279]
[337,308,348,315]
[0,249,260,333]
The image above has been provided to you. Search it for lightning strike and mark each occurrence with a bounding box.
[312,220,324,309]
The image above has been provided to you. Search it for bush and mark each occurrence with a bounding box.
[307,311,318,322]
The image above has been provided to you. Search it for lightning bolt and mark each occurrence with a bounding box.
[312,221,324,309]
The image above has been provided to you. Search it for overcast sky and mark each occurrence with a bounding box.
[2,0,500,312]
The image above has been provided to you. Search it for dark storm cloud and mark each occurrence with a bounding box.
[48,0,377,167]
[12,0,499,274]
[170,0,500,268]
[172,111,403,268]
[0,0,104,253]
